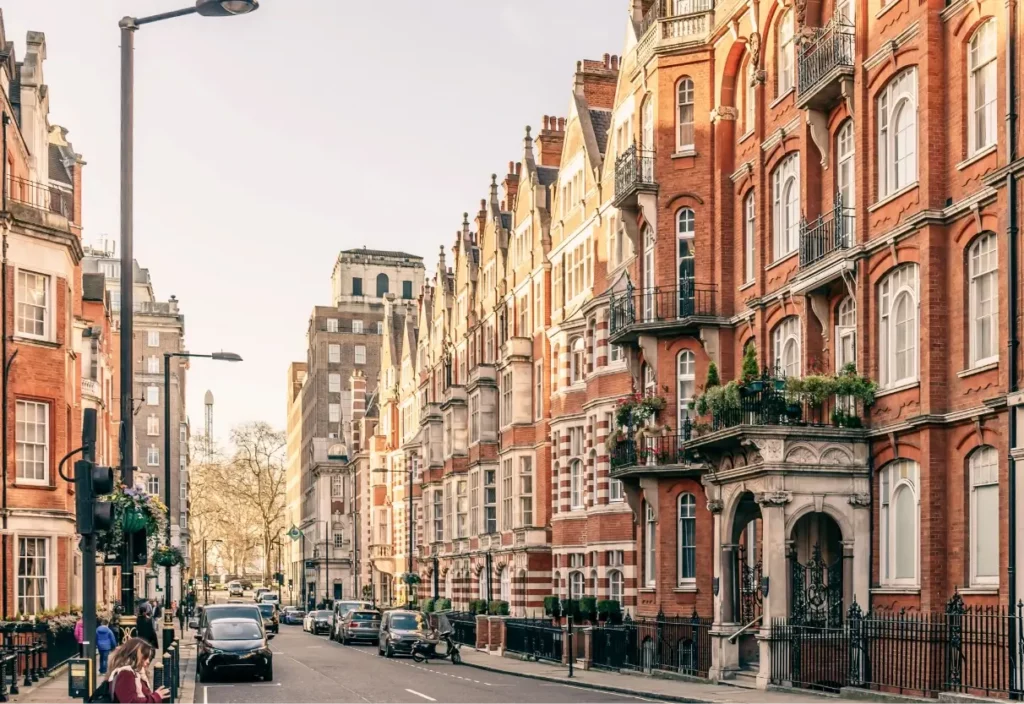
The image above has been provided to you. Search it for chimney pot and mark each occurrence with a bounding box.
[558,117,565,131]
[603,53,610,67]
[543,115,550,130]
[508,160,514,173]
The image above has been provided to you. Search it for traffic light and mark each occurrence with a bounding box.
[74,410,114,536]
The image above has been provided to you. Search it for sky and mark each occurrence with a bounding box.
[1,0,626,444]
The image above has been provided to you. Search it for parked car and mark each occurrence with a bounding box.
[254,587,271,602]
[190,603,263,632]
[330,600,374,641]
[240,579,254,590]
[257,602,279,634]
[377,610,433,658]
[281,607,304,625]
[197,617,273,683]
[259,592,280,606]
[227,581,244,597]
[304,609,333,635]
[338,609,380,645]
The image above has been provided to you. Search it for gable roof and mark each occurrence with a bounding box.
[537,166,559,186]
[589,109,612,156]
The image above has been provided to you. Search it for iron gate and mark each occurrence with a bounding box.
[791,543,843,627]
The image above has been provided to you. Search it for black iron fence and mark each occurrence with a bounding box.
[7,176,74,220]
[613,145,657,203]
[797,16,855,96]
[505,619,563,663]
[610,427,693,470]
[770,596,1024,698]
[608,283,717,336]
[445,611,477,647]
[799,197,853,268]
[591,613,712,677]
[709,372,865,433]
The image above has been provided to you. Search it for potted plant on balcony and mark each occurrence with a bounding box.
[740,344,762,390]
[153,545,183,568]
[694,381,741,417]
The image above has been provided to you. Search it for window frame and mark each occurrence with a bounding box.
[969,446,999,586]
[570,337,586,384]
[878,264,920,388]
[677,351,696,431]
[969,233,999,368]
[777,9,795,96]
[644,504,657,587]
[15,270,51,341]
[146,386,159,406]
[570,459,584,510]
[771,154,800,261]
[879,459,921,587]
[328,344,341,364]
[676,77,695,151]
[354,345,366,365]
[17,536,48,615]
[608,569,624,604]
[968,20,998,156]
[877,68,918,198]
[772,316,802,377]
[677,493,696,585]
[15,400,49,485]
[744,191,756,283]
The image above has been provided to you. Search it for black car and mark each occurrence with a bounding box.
[338,609,381,645]
[378,610,434,657]
[197,617,273,682]
[191,603,263,632]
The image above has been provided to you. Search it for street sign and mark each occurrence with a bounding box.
[203,574,210,584]
[304,560,316,570]
[287,526,302,541]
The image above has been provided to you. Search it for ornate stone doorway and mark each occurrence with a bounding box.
[789,512,845,628]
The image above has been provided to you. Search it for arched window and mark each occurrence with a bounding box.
[645,503,657,587]
[970,446,999,585]
[772,316,801,377]
[570,459,584,509]
[969,20,998,155]
[677,209,695,317]
[643,226,656,321]
[641,95,654,151]
[643,362,656,397]
[553,571,562,598]
[376,273,389,297]
[836,296,857,371]
[677,351,696,430]
[569,571,585,600]
[878,68,918,197]
[880,459,920,586]
[878,264,919,387]
[743,57,756,133]
[608,570,624,604]
[836,0,855,24]
[744,191,756,283]
[969,233,998,367]
[591,569,599,597]
[478,570,488,600]
[836,120,855,239]
[772,154,800,260]
[677,78,695,150]
[777,9,795,96]
[570,337,585,384]
[499,567,511,603]
[677,493,696,584]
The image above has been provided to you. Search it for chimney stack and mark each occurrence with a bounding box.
[538,115,566,167]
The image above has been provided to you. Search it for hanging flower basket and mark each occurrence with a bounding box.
[122,509,148,533]
[153,545,184,568]
[96,484,167,556]
[400,572,421,586]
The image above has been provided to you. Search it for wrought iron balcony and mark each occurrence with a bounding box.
[613,145,657,209]
[608,282,717,342]
[636,0,715,66]
[7,176,75,221]
[796,16,855,111]
[705,375,866,434]
[799,197,853,268]
[610,426,694,476]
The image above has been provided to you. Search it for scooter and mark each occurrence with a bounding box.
[411,630,462,664]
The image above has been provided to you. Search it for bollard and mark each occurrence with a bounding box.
[153,660,165,691]
[22,639,32,689]
[31,640,40,681]
[567,615,574,678]
[167,647,176,702]
[9,653,18,695]
[172,641,180,688]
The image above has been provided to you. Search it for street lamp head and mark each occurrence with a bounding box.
[211,352,243,362]
[195,0,259,16]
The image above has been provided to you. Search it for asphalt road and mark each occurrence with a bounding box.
[199,621,653,703]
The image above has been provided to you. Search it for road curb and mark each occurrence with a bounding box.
[459,657,715,703]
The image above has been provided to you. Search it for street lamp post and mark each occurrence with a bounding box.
[201,538,223,605]
[162,351,241,611]
[118,0,258,617]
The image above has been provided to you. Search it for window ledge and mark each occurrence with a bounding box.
[673,584,698,593]
[957,144,997,171]
[12,335,59,349]
[738,129,755,145]
[958,361,998,378]
[875,380,920,398]
[638,588,656,593]
[764,249,798,272]
[875,0,901,18]
[769,88,795,110]
[13,482,56,491]
[739,280,756,292]
[959,585,999,594]
[671,148,698,160]
[868,182,920,213]
[871,586,921,594]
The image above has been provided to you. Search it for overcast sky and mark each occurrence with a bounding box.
[2,0,625,444]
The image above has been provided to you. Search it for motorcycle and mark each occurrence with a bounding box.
[411,629,462,664]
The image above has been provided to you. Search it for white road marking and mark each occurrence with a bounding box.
[252,683,282,687]
[405,688,437,701]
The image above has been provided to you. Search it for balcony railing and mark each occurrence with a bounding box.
[613,145,657,206]
[372,545,393,559]
[611,427,693,471]
[81,378,101,401]
[7,176,74,220]
[707,374,866,433]
[797,16,855,100]
[609,282,717,337]
[799,197,853,268]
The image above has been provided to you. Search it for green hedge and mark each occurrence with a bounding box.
[487,600,509,616]
[543,596,561,617]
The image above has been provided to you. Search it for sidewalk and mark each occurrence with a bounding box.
[459,648,862,704]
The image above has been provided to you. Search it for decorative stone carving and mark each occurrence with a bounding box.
[752,438,784,462]
[848,493,871,508]
[748,32,761,70]
[794,0,807,25]
[710,106,738,123]
[821,447,854,465]
[757,490,793,506]
[707,499,724,514]
[784,446,817,464]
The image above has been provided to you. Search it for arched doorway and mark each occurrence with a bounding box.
[729,492,763,627]
[789,512,845,627]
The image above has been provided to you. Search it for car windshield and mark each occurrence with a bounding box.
[257,605,275,617]
[336,602,362,614]
[390,614,427,631]
[314,610,332,619]
[350,612,377,621]
[206,607,260,622]
[209,621,262,641]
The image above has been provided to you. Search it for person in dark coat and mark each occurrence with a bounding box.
[135,605,158,650]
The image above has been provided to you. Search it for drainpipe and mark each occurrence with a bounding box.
[1,111,9,621]
[1006,0,1019,691]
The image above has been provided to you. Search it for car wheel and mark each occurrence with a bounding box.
[385,644,394,658]
[263,664,273,682]
[198,664,210,683]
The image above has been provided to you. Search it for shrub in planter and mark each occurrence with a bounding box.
[435,598,451,611]
[596,600,622,624]
[579,596,597,621]
[741,343,760,383]
[694,381,741,417]
[488,600,510,616]
[543,596,561,618]
[560,598,580,620]
[704,362,720,389]
[422,598,435,613]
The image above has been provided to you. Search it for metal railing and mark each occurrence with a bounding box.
[797,16,855,97]
[445,611,477,647]
[770,596,1024,698]
[7,176,74,220]
[610,427,692,470]
[613,145,657,203]
[505,619,564,663]
[799,196,853,268]
[609,282,717,336]
[591,613,712,677]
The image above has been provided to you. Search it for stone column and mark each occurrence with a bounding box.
[848,492,871,609]
[756,491,792,690]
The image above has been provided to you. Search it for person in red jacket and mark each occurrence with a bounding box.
[106,638,170,703]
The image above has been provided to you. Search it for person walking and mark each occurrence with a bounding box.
[96,618,117,675]
[135,605,158,650]
[106,638,170,703]
[74,615,84,657]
